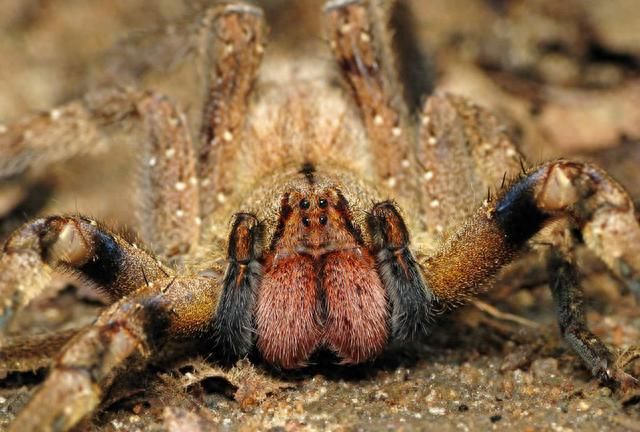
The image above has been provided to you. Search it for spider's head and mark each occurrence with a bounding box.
[271,187,363,256]
[251,168,390,369]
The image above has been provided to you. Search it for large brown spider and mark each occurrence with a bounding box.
[1,1,640,430]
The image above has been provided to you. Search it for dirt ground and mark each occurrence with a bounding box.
[1,1,640,431]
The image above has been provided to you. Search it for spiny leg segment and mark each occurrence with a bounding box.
[137,93,200,260]
[424,160,640,304]
[198,3,266,219]
[421,160,640,387]
[0,216,171,330]
[4,204,266,431]
[324,0,415,196]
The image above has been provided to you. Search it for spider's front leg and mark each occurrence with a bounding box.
[324,0,419,198]
[7,212,262,431]
[0,215,170,331]
[8,276,218,432]
[198,2,265,219]
[422,160,640,389]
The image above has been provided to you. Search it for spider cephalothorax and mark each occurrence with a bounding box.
[1,1,640,431]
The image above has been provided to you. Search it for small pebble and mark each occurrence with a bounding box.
[577,401,590,411]
[428,407,446,415]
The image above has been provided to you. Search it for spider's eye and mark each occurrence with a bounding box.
[302,217,311,227]
[319,215,328,225]
[300,199,310,210]
[318,198,328,208]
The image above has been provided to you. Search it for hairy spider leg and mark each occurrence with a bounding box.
[0,216,170,325]
[3,198,277,431]
[324,0,415,198]
[422,160,640,387]
[198,3,266,220]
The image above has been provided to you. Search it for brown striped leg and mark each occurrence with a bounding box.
[198,2,265,218]
[0,88,140,178]
[137,93,200,260]
[323,0,415,195]
[0,327,81,372]
[0,216,171,331]
[420,160,640,386]
[8,275,219,432]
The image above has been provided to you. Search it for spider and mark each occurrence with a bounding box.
[1,1,640,430]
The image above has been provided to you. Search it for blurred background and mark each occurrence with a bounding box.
[1,0,639,234]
